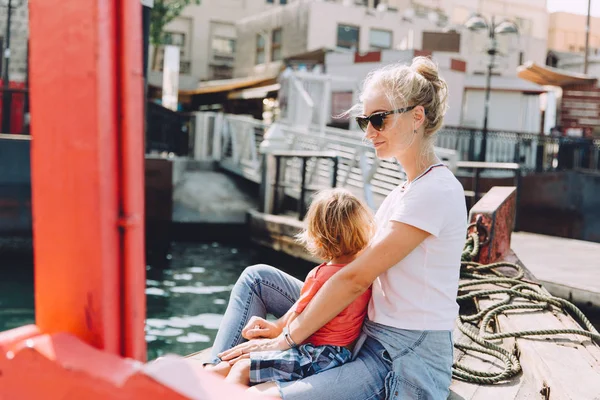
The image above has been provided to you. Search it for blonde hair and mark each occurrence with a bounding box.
[296,188,374,261]
[355,56,449,138]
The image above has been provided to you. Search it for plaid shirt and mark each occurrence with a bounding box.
[249,343,352,384]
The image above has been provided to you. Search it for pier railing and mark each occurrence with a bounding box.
[195,112,459,210]
[438,126,600,172]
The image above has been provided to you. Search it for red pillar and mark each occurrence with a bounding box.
[29,0,146,361]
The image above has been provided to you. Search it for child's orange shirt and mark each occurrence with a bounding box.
[294,263,372,347]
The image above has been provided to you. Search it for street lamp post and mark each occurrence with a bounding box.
[465,14,519,162]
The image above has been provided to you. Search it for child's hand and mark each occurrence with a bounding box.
[242,316,280,339]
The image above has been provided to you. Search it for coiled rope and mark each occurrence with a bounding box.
[452,223,600,384]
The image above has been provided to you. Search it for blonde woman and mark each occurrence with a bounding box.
[213,57,467,399]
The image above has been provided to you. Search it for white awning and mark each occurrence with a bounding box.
[227,83,281,100]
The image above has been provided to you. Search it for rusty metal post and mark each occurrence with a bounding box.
[468,186,517,264]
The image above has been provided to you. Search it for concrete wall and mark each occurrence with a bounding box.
[149,0,291,89]
[233,0,547,83]
[549,12,600,53]
[416,0,548,40]
[234,2,310,78]
[461,89,541,133]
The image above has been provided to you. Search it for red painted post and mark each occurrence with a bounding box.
[29,0,146,360]
[468,186,517,264]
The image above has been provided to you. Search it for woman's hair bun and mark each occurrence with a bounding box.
[411,56,440,83]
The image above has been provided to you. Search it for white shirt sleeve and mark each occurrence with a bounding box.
[389,181,449,237]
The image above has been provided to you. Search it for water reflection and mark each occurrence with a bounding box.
[0,241,313,361]
[145,241,312,360]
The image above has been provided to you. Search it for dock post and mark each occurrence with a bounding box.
[468,186,517,264]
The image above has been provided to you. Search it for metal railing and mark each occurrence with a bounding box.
[270,150,339,219]
[197,112,458,211]
[437,126,600,172]
[146,101,194,156]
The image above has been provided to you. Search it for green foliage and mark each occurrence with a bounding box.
[150,0,201,45]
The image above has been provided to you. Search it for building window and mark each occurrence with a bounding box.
[370,29,392,50]
[152,47,191,74]
[256,34,266,64]
[337,24,359,50]
[210,65,233,80]
[164,32,185,47]
[212,37,236,55]
[272,28,282,61]
[266,0,274,3]
[280,0,287,4]
[518,51,524,65]
[422,31,460,52]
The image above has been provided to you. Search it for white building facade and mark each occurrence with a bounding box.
[148,0,294,91]
[234,0,548,133]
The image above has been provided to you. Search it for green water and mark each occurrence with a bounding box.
[0,241,312,361]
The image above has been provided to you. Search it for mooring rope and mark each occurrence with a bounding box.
[452,223,600,384]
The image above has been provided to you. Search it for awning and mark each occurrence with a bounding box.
[227,83,280,100]
[179,74,279,96]
[517,61,598,87]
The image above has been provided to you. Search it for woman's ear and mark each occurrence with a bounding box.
[413,105,426,129]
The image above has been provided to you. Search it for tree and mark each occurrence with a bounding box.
[150,0,201,68]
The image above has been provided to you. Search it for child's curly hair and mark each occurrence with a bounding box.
[297,188,375,260]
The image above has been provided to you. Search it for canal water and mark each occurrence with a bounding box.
[0,241,313,361]
[1,241,599,361]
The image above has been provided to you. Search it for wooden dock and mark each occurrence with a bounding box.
[245,186,600,399]
[511,232,600,309]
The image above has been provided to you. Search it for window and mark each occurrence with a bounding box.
[422,31,460,52]
[210,65,233,80]
[266,0,274,3]
[212,37,236,55]
[370,29,392,50]
[280,0,287,3]
[152,47,190,74]
[337,24,359,50]
[272,28,282,61]
[256,34,266,64]
[518,51,524,66]
[164,32,185,47]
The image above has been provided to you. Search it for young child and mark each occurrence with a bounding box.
[210,188,374,387]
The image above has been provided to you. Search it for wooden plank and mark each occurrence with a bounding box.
[470,252,600,399]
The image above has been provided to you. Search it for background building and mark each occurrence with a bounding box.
[148,0,293,91]
[548,11,600,54]
[232,0,547,133]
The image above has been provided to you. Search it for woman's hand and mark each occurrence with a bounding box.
[218,334,290,365]
[242,316,282,340]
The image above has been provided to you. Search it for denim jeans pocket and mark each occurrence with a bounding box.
[384,372,424,400]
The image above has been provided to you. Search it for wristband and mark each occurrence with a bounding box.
[282,326,298,348]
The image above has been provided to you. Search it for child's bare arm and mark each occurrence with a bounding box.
[242,307,299,339]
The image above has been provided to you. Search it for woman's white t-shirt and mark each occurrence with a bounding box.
[368,166,467,331]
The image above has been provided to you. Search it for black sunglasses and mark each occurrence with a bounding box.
[355,105,417,132]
